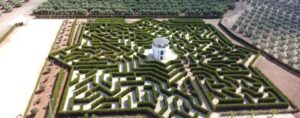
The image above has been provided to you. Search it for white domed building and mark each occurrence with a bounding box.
[143,37,177,63]
[152,37,169,60]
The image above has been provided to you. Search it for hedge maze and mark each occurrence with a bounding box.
[50,18,291,117]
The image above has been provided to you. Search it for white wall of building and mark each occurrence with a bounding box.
[153,45,166,60]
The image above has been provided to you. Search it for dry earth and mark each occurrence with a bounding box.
[254,56,300,118]
[203,19,243,46]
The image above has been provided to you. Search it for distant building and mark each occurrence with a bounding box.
[152,37,169,60]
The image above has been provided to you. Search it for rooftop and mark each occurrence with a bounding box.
[152,37,169,48]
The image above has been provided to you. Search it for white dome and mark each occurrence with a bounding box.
[152,37,169,48]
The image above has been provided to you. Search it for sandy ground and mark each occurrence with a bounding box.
[0,19,62,118]
[254,56,300,117]
[0,0,46,36]
[203,19,243,46]
[211,112,295,118]
[295,112,300,118]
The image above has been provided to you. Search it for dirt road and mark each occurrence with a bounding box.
[0,0,46,36]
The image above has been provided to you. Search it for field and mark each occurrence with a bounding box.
[227,0,300,70]
[33,0,235,18]
[48,18,296,118]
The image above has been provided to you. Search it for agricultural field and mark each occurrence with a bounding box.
[49,18,296,118]
[33,0,235,18]
[229,0,300,70]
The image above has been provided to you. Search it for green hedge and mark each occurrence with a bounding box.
[59,68,74,111]
[218,98,244,104]
[137,101,156,109]
[59,108,162,118]
[158,95,168,115]
[67,19,77,46]
[215,102,289,111]
[49,69,65,116]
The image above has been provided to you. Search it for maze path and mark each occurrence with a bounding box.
[50,19,291,118]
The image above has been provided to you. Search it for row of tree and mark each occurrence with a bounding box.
[232,0,300,69]
[0,0,29,14]
[33,0,235,17]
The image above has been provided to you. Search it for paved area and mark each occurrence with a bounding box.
[0,19,62,118]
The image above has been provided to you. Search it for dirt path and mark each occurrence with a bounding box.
[253,56,300,117]
[220,1,253,43]
[203,19,243,46]
[295,112,300,118]
[222,1,250,27]
[0,0,46,36]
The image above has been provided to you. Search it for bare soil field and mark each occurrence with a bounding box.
[0,19,62,118]
[254,56,300,117]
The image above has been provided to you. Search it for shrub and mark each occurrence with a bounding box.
[4,5,12,12]
[31,108,39,115]
[183,101,190,112]
[11,0,22,7]
[35,96,41,104]
[39,84,45,92]
[84,113,89,118]
[218,98,244,104]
